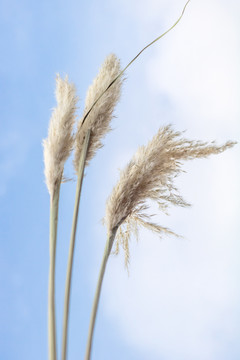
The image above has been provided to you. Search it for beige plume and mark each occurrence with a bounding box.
[74,53,123,170]
[43,74,78,198]
[105,125,236,267]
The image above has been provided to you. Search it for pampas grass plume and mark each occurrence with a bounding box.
[74,53,123,169]
[105,125,236,265]
[43,74,78,198]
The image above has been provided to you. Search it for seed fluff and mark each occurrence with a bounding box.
[105,125,236,268]
[74,53,123,170]
[43,74,78,198]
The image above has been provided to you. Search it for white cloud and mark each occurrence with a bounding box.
[102,150,239,359]
[97,0,240,359]
[146,0,240,136]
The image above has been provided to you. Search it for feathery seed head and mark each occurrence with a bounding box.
[74,53,123,170]
[43,74,78,198]
[105,125,236,267]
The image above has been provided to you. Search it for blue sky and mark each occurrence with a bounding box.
[0,0,239,359]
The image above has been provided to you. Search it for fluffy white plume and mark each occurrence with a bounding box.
[74,54,123,170]
[43,74,78,198]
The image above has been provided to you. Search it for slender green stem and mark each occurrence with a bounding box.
[61,130,91,360]
[80,0,191,129]
[48,181,61,360]
[85,227,118,360]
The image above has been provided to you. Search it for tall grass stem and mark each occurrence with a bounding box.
[48,181,61,360]
[84,227,118,360]
[61,130,91,360]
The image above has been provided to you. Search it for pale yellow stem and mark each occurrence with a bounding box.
[85,227,118,360]
[61,130,91,360]
[48,181,61,360]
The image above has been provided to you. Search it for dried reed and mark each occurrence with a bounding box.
[43,74,77,199]
[106,125,236,266]
[43,74,78,360]
[74,54,123,168]
[62,54,123,360]
[85,125,236,360]
[84,2,195,359]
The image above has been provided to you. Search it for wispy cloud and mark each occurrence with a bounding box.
[146,0,240,135]
[99,1,240,359]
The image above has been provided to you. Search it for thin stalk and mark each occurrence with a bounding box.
[85,227,118,360]
[80,0,191,129]
[61,130,91,360]
[48,181,61,360]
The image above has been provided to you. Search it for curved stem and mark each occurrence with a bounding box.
[48,182,61,360]
[80,0,191,129]
[85,227,118,360]
[61,130,91,360]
